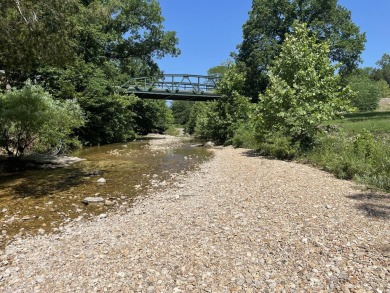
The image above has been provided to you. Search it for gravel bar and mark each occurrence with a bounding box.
[0,141,389,292]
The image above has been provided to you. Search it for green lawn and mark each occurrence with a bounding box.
[329,111,390,134]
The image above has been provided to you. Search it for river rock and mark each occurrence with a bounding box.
[204,141,215,148]
[104,200,115,206]
[97,178,106,184]
[82,197,104,205]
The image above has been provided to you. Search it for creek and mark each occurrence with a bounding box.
[0,136,212,248]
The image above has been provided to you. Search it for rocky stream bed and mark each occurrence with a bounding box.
[0,135,389,292]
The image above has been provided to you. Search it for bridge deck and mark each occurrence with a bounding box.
[119,74,221,101]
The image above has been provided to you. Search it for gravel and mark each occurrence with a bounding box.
[0,137,389,292]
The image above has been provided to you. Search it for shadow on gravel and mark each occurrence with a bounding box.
[241,150,263,158]
[347,193,390,220]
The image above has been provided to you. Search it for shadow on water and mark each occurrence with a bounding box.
[10,169,88,199]
[0,137,212,248]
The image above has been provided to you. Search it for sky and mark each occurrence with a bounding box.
[157,0,390,76]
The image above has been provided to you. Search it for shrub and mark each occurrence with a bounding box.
[347,75,381,111]
[305,130,390,191]
[0,82,84,157]
[192,66,252,145]
[257,132,299,160]
[232,122,258,149]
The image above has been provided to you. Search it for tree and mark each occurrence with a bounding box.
[194,66,252,145]
[0,0,80,86]
[236,0,366,101]
[0,83,84,157]
[0,0,180,86]
[132,99,173,135]
[347,76,381,112]
[0,0,181,145]
[256,22,354,148]
[372,53,390,86]
[171,101,193,125]
[207,60,232,78]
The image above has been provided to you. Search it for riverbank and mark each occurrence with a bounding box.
[1,137,389,292]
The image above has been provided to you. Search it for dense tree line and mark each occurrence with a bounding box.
[0,0,179,156]
[172,0,389,159]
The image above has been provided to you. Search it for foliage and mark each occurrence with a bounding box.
[232,122,258,149]
[164,125,181,136]
[0,0,79,83]
[207,60,232,77]
[372,53,390,86]
[184,102,209,135]
[79,94,137,145]
[377,79,390,98]
[346,75,381,112]
[132,99,173,135]
[0,83,84,157]
[193,66,252,145]
[171,101,193,125]
[256,22,354,149]
[0,0,179,84]
[236,0,366,100]
[305,130,390,191]
[0,0,180,147]
[256,131,299,160]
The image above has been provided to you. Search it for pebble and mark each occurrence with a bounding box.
[0,141,388,292]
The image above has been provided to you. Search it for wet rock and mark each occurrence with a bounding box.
[81,197,104,205]
[104,200,115,206]
[204,141,215,148]
[97,178,106,184]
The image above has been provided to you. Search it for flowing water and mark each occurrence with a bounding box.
[0,137,212,248]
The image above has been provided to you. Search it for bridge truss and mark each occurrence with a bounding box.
[119,74,221,101]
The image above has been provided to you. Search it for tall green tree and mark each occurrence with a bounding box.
[372,53,390,86]
[132,99,173,135]
[236,0,366,101]
[0,0,80,85]
[1,0,181,145]
[0,0,180,86]
[256,22,354,148]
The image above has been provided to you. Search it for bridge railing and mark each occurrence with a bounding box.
[122,74,220,94]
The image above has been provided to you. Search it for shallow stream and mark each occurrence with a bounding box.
[0,137,212,248]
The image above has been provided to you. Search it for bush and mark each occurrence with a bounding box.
[347,75,381,111]
[232,122,258,149]
[305,130,390,191]
[132,99,173,135]
[0,82,84,157]
[257,132,299,160]
[192,66,252,145]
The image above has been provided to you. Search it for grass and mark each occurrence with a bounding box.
[303,110,390,192]
[327,111,390,134]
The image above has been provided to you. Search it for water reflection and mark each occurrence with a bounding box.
[0,137,212,247]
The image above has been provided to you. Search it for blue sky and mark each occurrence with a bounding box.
[157,0,390,76]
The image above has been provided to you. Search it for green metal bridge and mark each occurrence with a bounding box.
[118,74,221,101]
